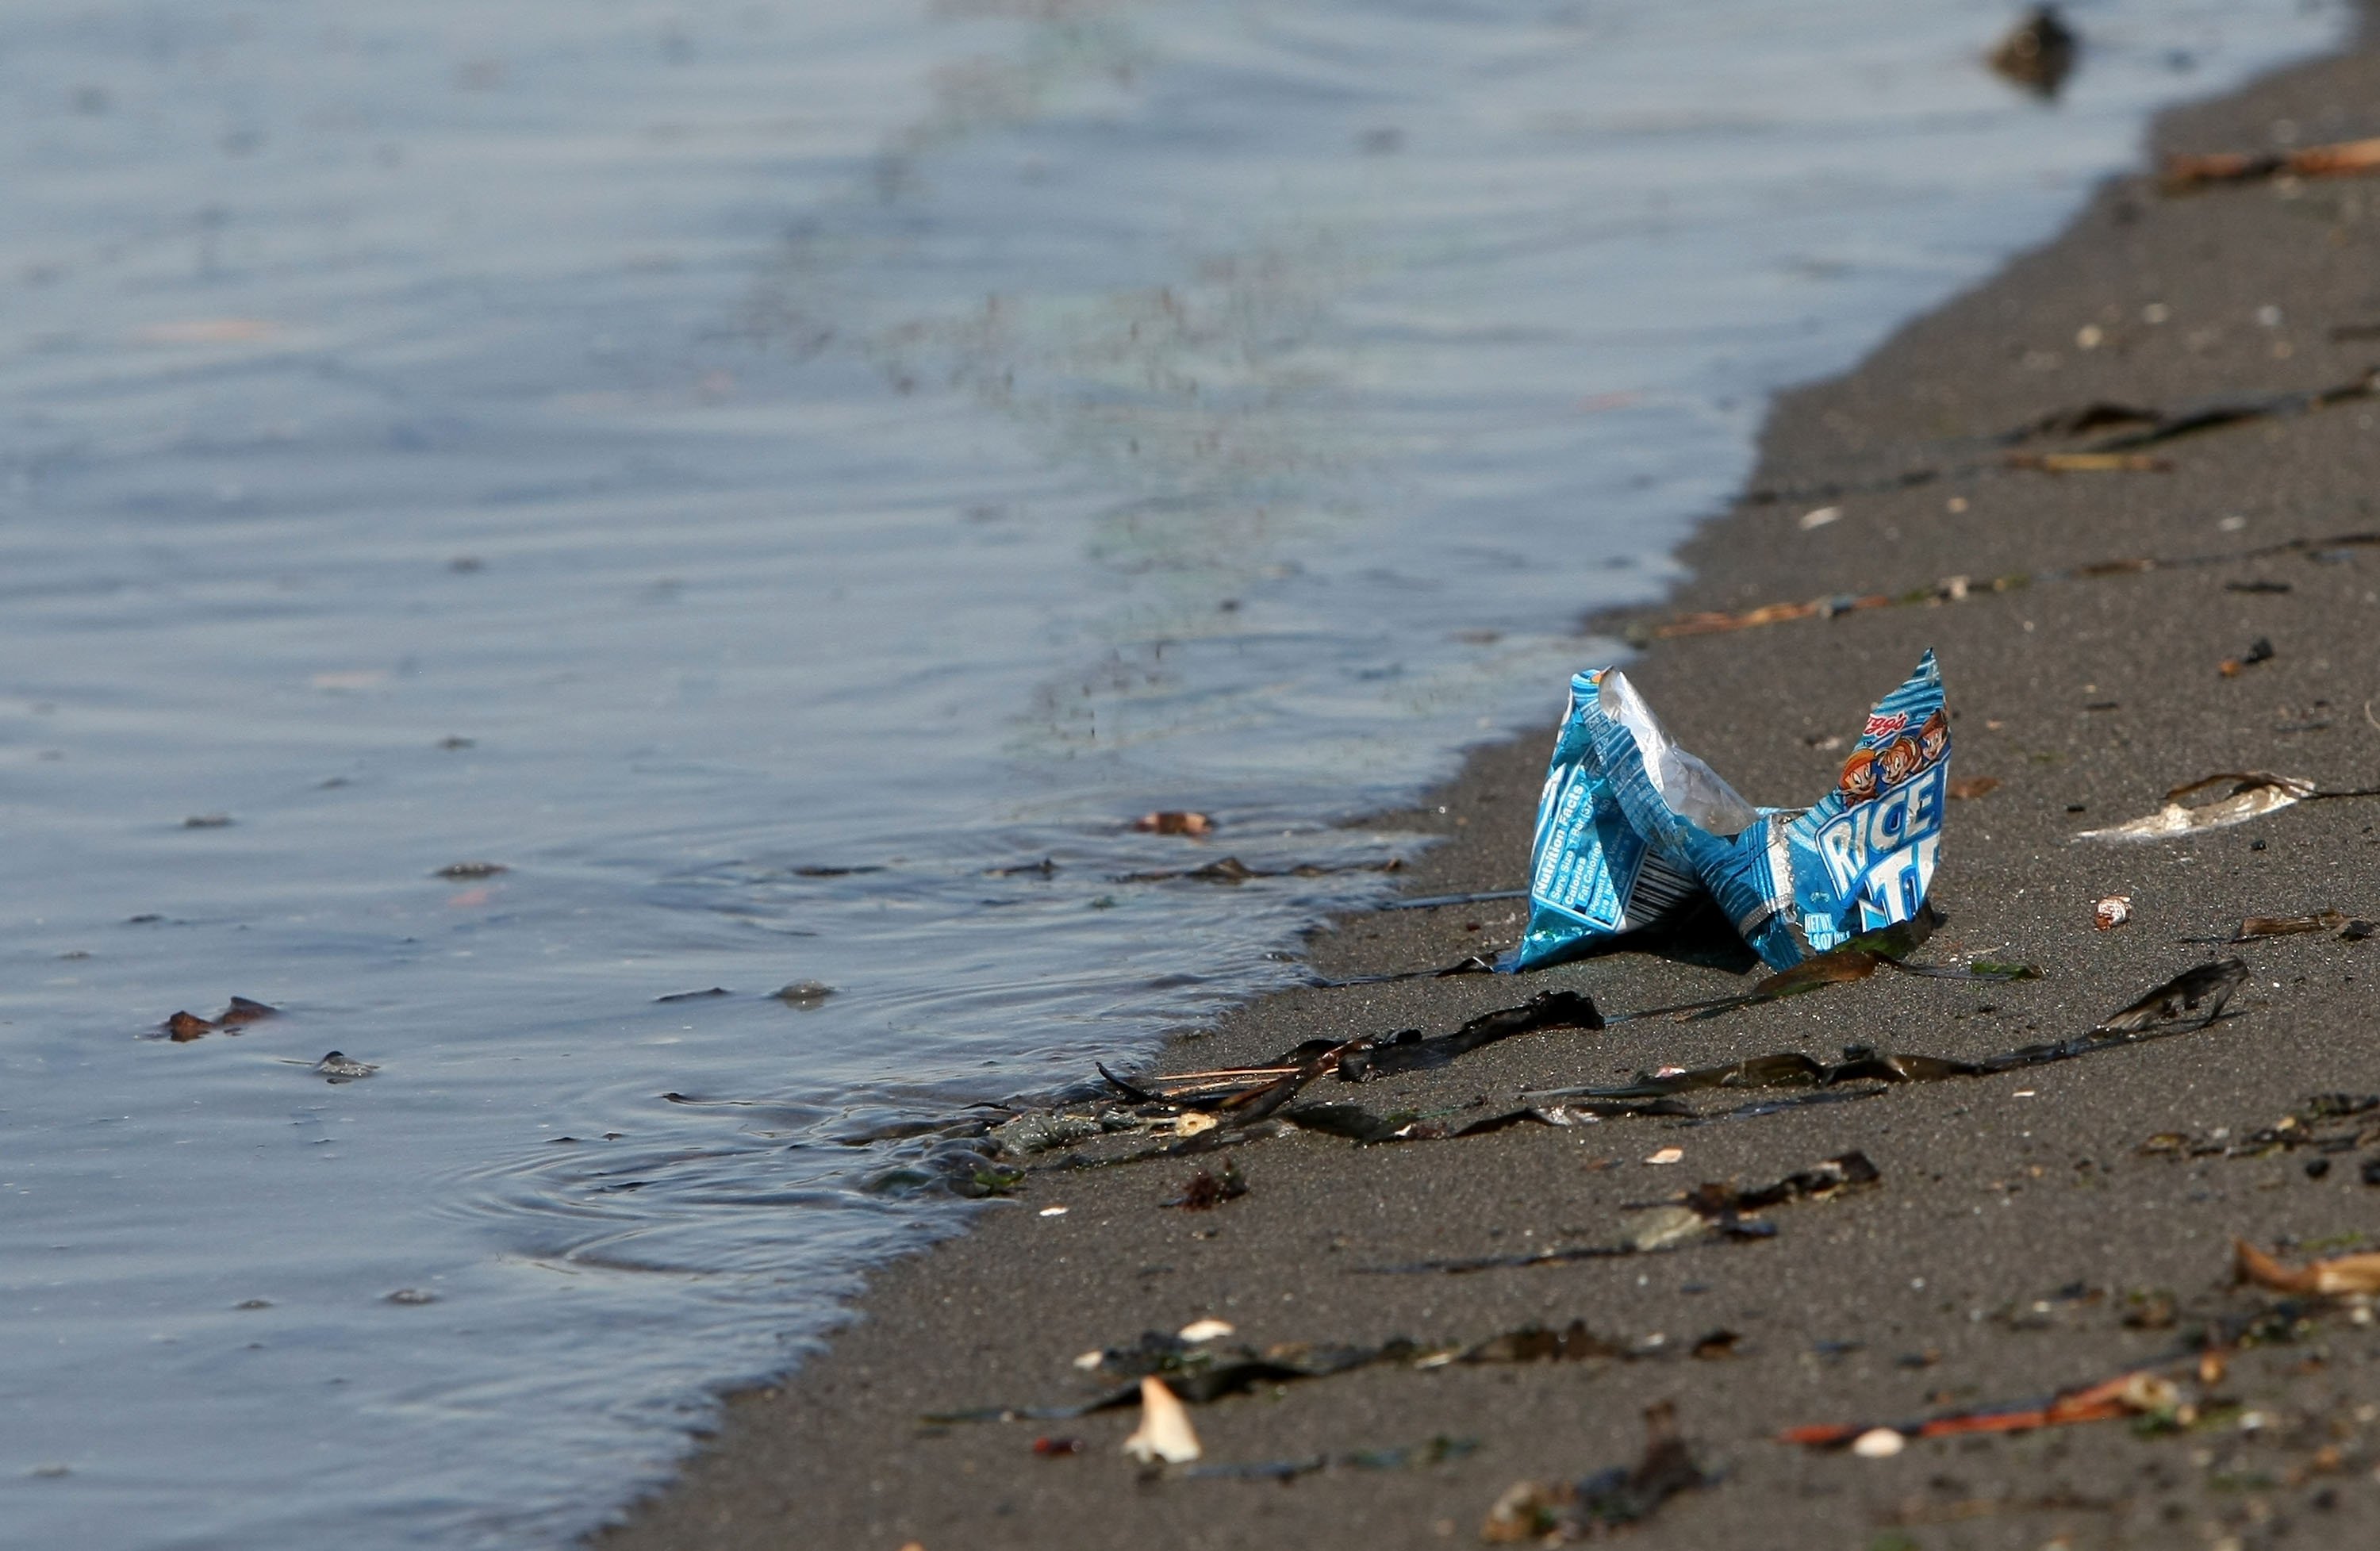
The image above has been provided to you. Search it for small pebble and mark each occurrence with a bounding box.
[1852,1428,1906,1458]
[1645,1147,1683,1165]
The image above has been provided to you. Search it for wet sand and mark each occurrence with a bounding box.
[604,21,2380,1550]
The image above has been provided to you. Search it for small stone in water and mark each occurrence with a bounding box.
[315,1051,378,1083]
[774,981,835,1008]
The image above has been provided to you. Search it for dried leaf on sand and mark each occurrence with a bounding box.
[2092,958,2247,1034]
[1337,991,1603,1081]
[2234,1238,2380,1296]
[2233,911,2347,942]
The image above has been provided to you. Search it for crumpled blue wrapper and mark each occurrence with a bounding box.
[1506,650,1949,973]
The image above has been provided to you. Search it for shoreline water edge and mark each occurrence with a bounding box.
[605,14,2380,1549]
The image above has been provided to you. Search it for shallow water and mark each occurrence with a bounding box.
[0,1,2350,1545]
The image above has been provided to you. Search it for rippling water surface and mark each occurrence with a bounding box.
[0,1,2350,1544]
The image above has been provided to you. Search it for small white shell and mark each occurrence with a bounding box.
[1122,1376,1201,1464]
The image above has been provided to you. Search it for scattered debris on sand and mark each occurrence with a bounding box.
[1655,528,2380,639]
[1161,1161,1246,1211]
[1482,1402,1708,1541]
[1368,1152,1879,1274]
[2235,1237,2380,1296]
[2164,132,2380,192]
[1782,1368,2180,1449]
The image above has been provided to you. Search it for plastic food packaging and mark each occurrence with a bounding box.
[1508,651,1948,972]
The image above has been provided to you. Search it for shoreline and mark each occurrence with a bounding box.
[605,17,2380,1549]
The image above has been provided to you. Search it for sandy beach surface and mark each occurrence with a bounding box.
[604,17,2380,1549]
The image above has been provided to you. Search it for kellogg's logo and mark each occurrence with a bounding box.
[1862,712,1908,743]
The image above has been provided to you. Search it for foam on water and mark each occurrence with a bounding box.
[0,1,2349,1544]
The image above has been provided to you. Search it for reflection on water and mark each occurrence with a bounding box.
[0,0,2347,1545]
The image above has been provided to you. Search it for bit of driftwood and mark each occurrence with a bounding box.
[1781,1369,2180,1448]
[2234,1237,2380,1296]
[2164,135,2380,193]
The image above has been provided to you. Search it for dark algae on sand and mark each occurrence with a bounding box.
[601,13,2380,1551]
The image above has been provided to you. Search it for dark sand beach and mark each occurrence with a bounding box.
[607,18,2380,1549]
